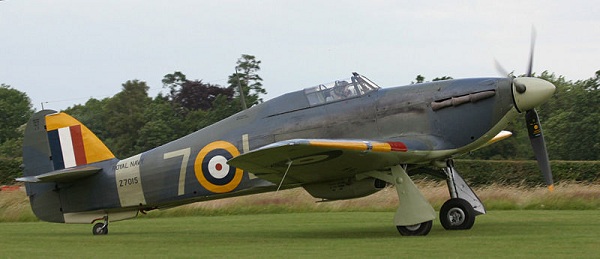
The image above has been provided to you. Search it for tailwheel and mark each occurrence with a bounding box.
[396,220,433,236]
[440,198,475,230]
[92,216,109,235]
[92,222,108,235]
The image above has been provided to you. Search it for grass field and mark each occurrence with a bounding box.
[3,181,599,222]
[1,182,599,258]
[1,211,599,258]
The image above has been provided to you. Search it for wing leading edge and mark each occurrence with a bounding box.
[229,130,513,186]
[228,139,413,185]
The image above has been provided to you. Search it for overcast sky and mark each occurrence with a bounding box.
[1,1,598,111]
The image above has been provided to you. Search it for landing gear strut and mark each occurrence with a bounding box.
[363,165,436,236]
[440,160,485,230]
[92,216,108,235]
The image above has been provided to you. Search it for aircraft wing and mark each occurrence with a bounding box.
[228,139,417,185]
[229,130,512,185]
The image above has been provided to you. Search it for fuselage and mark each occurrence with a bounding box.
[28,72,558,225]
[54,76,521,217]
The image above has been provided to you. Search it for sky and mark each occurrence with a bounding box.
[1,0,599,111]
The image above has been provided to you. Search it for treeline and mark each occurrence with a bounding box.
[0,54,264,184]
[64,54,264,159]
[1,82,32,184]
[0,61,599,184]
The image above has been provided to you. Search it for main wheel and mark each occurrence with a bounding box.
[396,220,433,236]
[440,198,475,230]
[92,223,108,235]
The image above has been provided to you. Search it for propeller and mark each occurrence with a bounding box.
[525,28,536,77]
[497,28,555,191]
[526,109,554,191]
[523,28,554,191]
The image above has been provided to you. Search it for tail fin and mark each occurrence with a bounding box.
[44,111,115,170]
[21,110,115,222]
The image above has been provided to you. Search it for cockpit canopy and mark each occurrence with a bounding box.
[304,72,380,106]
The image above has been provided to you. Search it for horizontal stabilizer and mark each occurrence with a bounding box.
[16,166,102,183]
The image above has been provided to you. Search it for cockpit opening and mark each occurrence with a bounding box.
[304,72,380,106]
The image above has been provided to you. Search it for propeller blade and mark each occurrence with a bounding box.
[494,59,509,77]
[526,27,537,77]
[525,109,554,191]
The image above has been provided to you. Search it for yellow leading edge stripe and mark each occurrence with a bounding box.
[371,143,393,152]
[309,141,367,150]
[308,140,395,152]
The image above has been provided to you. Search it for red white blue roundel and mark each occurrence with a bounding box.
[194,141,243,193]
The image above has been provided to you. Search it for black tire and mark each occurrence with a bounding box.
[92,223,108,235]
[440,198,476,230]
[396,220,433,236]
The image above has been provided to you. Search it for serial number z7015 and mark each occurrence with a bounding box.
[119,177,139,187]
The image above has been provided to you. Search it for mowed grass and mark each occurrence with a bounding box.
[1,182,599,258]
[3,181,600,222]
[1,210,599,258]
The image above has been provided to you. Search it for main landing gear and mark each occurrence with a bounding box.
[363,165,436,236]
[363,160,485,236]
[439,160,485,231]
[440,198,475,230]
[92,216,109,235]
[396,220,433,236]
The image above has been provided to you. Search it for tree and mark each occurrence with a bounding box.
[63,97,111,141]
[541,71,600,160]
[162,71,187,95]
[228,54,267,108]
[201,94,241,126]
[0,84,33,184]
[104,80,151,158]
[433,76,454,81]
[134,94,182,152]
[173,80,234,112]
[412,75,425,84]
[162,72,235,113]
[0,84,34,144]
[411,75,453,84]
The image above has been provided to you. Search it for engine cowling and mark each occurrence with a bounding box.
[302,177,386,201]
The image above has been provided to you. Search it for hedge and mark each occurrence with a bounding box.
[0,158,598,186]
[454,160,600,186]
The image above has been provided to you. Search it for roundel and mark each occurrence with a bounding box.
[194,141,243,193]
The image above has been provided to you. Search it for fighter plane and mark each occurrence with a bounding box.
[17,45,555,236]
